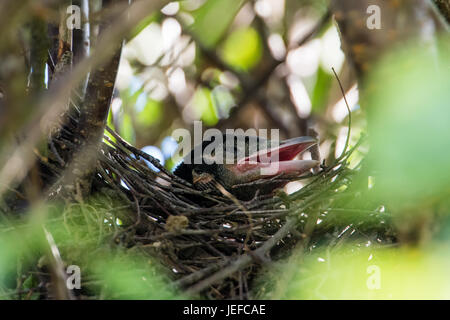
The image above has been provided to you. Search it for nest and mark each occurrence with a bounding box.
[29,112,394,300]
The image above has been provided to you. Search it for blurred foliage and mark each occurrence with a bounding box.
[253,37,450,300]
[129,13,161,41]
[256,245,450,299]
[89,251,183,299]
[365,37,450,211]
[221,27,263,71]
[188,0,245,48]
[136,99,162,127]
[0,200,182,300]
[192,86,218,125]
[311,66,333,113]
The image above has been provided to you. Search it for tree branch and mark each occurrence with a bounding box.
[434,0,450,24]
[66,0,126,198]
[0,0,170,199]
[184,218,297,295]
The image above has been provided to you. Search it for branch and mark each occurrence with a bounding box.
[434,0,450,24]
[184,218,296,295]
[75,19,123,194]
[30,16,50,93]
[73,0,91,97]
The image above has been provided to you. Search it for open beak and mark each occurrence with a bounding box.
[236,136,319,177]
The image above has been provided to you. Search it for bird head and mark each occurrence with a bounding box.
[173,133,318,201]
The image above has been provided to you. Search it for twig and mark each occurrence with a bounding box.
[184,218,296,295]
[42,227,75,300]
[332,67,352,161]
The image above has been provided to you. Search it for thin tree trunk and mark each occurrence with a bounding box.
[66,0,126,198]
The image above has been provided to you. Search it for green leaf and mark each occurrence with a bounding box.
[193,87,218,126]
[121,88,142,107]
[106,109,115,130]
[136,99,162,127]
[221,27,263,71]
[189,0,244,48]
[120,113,136,145]
[311,66,333,112]
[103,109,117,146]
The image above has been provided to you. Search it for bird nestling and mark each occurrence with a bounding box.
[173,133,319,201]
